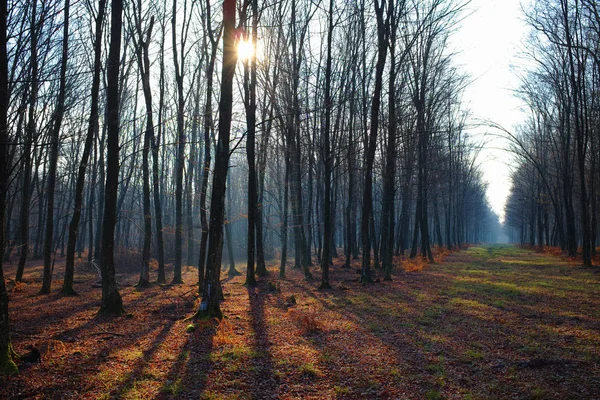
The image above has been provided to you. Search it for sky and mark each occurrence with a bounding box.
[451,0,531,222]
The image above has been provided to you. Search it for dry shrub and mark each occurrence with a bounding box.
[149,258,158,271]
[10,280,25,293]
[432,246,451,263]
[402,257,429,272]
[288,308,320,334]
[542,246,563,257]
[213,318,236,346]
[45,339,66,356]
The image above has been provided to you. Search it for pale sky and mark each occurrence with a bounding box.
[451,0,530,222]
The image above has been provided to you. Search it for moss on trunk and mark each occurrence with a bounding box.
[0,346,18,375]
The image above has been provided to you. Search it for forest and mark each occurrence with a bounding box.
[0,0,599,398]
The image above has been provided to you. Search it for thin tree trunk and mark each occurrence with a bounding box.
[41,0,70,294]
[16,0,39,282]
[382,17,397,280]
[133,11,156,288]
[320,0,334,290]
[171,0,186,284]
[360,0,388,283]
[280,150,290,278]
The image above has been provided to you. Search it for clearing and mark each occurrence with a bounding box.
[1,244,600,399]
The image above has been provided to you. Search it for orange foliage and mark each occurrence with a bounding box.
[541,246,563,257]
[432,246,452,263]
[522,244,600,266]
[213,318,236,346]
[401,257,429,272]
[10,280,25,293]
[287,308,320,334]
[395,245,459,272]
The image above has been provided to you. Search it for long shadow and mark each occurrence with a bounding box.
[33,322,175,399]
[105,322,174,398]
[319,259,600,397]
[4,303,182,399]
[246,284,278,399]
[157,320,215,399]
[284,273,432,397]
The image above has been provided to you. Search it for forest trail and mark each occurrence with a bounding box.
[2,245,600,399]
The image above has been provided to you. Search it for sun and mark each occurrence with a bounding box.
[237,38,254,62]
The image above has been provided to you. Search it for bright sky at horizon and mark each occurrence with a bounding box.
[451,0,531,223]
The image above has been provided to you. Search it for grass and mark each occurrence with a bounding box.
[297,362,322,378]
[161,379,183,396]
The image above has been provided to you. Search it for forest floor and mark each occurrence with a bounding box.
[1,244,600,399]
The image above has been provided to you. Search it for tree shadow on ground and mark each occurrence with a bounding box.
[247,284,278,399]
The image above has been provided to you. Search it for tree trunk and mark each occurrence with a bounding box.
[171,0,186,284]
[225,174,240,277]
[320,0,334,290]
[197,0,219,291]
[243,0,259,285]
[40,0,70,294]
[133,12,156,288]
[16,0,40,282]
[280,151,290,278]
[360,0,388,283]
[196,0,236,319]
[99,0,124,316]
[0,0,18,373]
[382,18,397,280]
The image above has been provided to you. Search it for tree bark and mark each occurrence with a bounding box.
[99,0,124,315]
[132,8,156,288]
[16,0,40,282]
[196,0,237,319]
[41,0,70,294]
[320,0,335,290]
[360,0,388,283]
[0,0,18,374]
[197,0,220,291]
[243,0,259,285]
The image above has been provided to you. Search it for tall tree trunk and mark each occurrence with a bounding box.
[360,0,388,283]
[196,0,237,319]
[562,1,591,266]
[320,0,334,290]
[171,0,186,284]
[133,11,156,287]
[197,0,219,291]
[187,80,201,267]
[0,0,18,374]
[16,0,40,282]
[243,0,259,285]
[153,20,167,284]
[99,0,124,315]
[41,0,70,294]
[226,173,240,277]
[382,18,397,280]
[280,150,290,278]
[87,142,97,264]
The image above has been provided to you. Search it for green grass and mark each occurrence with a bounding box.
[161,379,184,396]
[298,362,322,377]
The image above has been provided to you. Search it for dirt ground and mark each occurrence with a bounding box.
[1,244,600,399]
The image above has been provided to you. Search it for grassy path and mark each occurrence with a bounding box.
[2,244,600,399]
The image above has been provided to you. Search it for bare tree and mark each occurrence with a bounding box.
[99,0,125,315]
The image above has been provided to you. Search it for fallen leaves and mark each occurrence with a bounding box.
[1,245,599,399]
